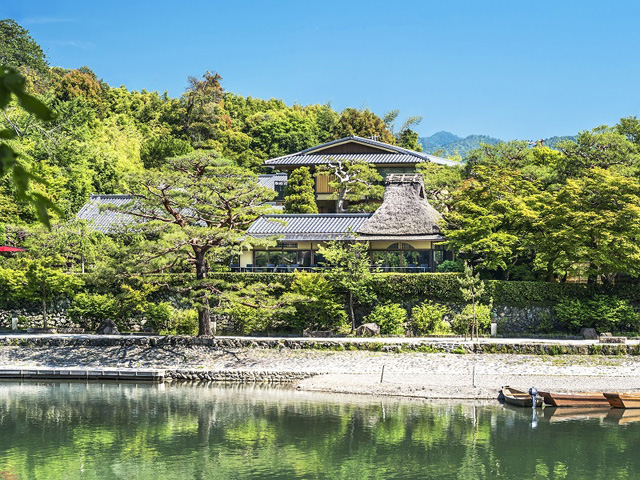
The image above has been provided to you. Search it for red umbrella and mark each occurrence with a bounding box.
[0,246,26,252]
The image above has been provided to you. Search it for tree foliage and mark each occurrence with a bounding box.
[115,152,276,335]
[284,166,317,213]
[317,159,383,213]
[317,240,375,331]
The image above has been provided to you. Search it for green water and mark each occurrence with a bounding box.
[0,382,638,479]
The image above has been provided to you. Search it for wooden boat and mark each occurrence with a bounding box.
[538,391,609,407]
[500,387,542,407]
[604,392,640,408]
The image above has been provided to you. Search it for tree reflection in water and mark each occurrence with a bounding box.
[0,382,638,479]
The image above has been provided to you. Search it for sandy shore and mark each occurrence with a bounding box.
[3,340,640,399]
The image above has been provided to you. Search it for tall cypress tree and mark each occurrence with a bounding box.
[284,167,318,213]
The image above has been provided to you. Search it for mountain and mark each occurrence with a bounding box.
[419,131,501,157]
[543,136,577,149]
[419,131,578,158]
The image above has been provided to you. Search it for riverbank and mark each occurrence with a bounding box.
[3,334,640,399]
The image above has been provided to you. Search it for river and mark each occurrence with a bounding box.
[0,381,637,479]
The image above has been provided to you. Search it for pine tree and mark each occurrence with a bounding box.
[284,167,318,213]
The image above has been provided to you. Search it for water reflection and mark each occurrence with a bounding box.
[0,382,639,479]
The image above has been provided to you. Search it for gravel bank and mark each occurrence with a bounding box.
[3,341,640,399]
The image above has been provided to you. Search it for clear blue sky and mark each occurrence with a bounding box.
[5,0,640,140]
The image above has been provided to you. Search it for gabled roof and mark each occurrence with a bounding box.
[76,194,138,233]
[257,172,288,189]
[247,214,371,241]
[264,136,458,167]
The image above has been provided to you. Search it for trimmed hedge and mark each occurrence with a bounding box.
[6,269,640,314]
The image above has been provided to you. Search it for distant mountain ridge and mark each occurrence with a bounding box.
[420,131,577,158]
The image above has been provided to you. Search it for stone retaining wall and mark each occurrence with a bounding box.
[0,334,637,356]
[0,302,555,334]
[165,369,315,383]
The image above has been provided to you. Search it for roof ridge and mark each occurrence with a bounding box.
[262,213,372,218]
[89,194,133,199]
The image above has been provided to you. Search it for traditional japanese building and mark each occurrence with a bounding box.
[242,174,452,272]
[264,135,455,212]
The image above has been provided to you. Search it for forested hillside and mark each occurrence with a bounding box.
[0,19,423,224]
[420,131,577,157]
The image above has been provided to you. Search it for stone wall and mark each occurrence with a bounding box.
[165,370,314,383]
[0,306,77,331]
[0,303,554,335]
[0,334,635,356]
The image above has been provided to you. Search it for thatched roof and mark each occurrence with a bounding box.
[357,174,442,236]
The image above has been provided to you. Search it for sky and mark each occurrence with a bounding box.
[4,0,640,140]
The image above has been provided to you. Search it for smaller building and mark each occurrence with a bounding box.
[243,174,452,272]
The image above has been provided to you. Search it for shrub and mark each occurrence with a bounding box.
[287,271,348,332]
[143,301,174,332]
[166,308,198,335]
[452,304,492,336]
[0,267,27,308]
[410,301,450,335]
[366,303,407,335]
[436,260,464,273]
[67,292,119,330]
[554,295,640,333]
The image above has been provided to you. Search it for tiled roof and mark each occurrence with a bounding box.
[264,136,458,167]
[247,214,371,241]
[76,194,139,233]
[257,172,288,189]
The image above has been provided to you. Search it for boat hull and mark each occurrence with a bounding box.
[501,387,543,408]
[538,391,609,408]
[604,392,640,409]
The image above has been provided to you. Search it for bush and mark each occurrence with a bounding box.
[452,304,492,336]
[225,304,280,335]
[67,292,119,330]
[287,271,348,332]
[143,301,174,332]
[410,301,450,335]
[0,267,27,308]
[165,308,198,335]
[554,295,640,333]
[366,303,407,335]
[436,260,464,273]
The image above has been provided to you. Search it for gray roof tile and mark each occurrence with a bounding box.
[76,194,139,233]
[264,136,458,167]
[257,172,288,189]
[247,214,371,241]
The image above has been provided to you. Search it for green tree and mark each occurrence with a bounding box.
[284,166,317,213]
[116,151,275,335]
[333,108,395,144]
[456,262,487,340]
[140,136,193,169]
[536,167,640,283]
[0,19,48,75]
[317,159,383,213]
[443,165,540,278]
[317,240,375,332]
[0,66,56,226]
[416,162,463,212]
[181,70,228,148]
[557,126,640,180]
[23,258,83,328]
